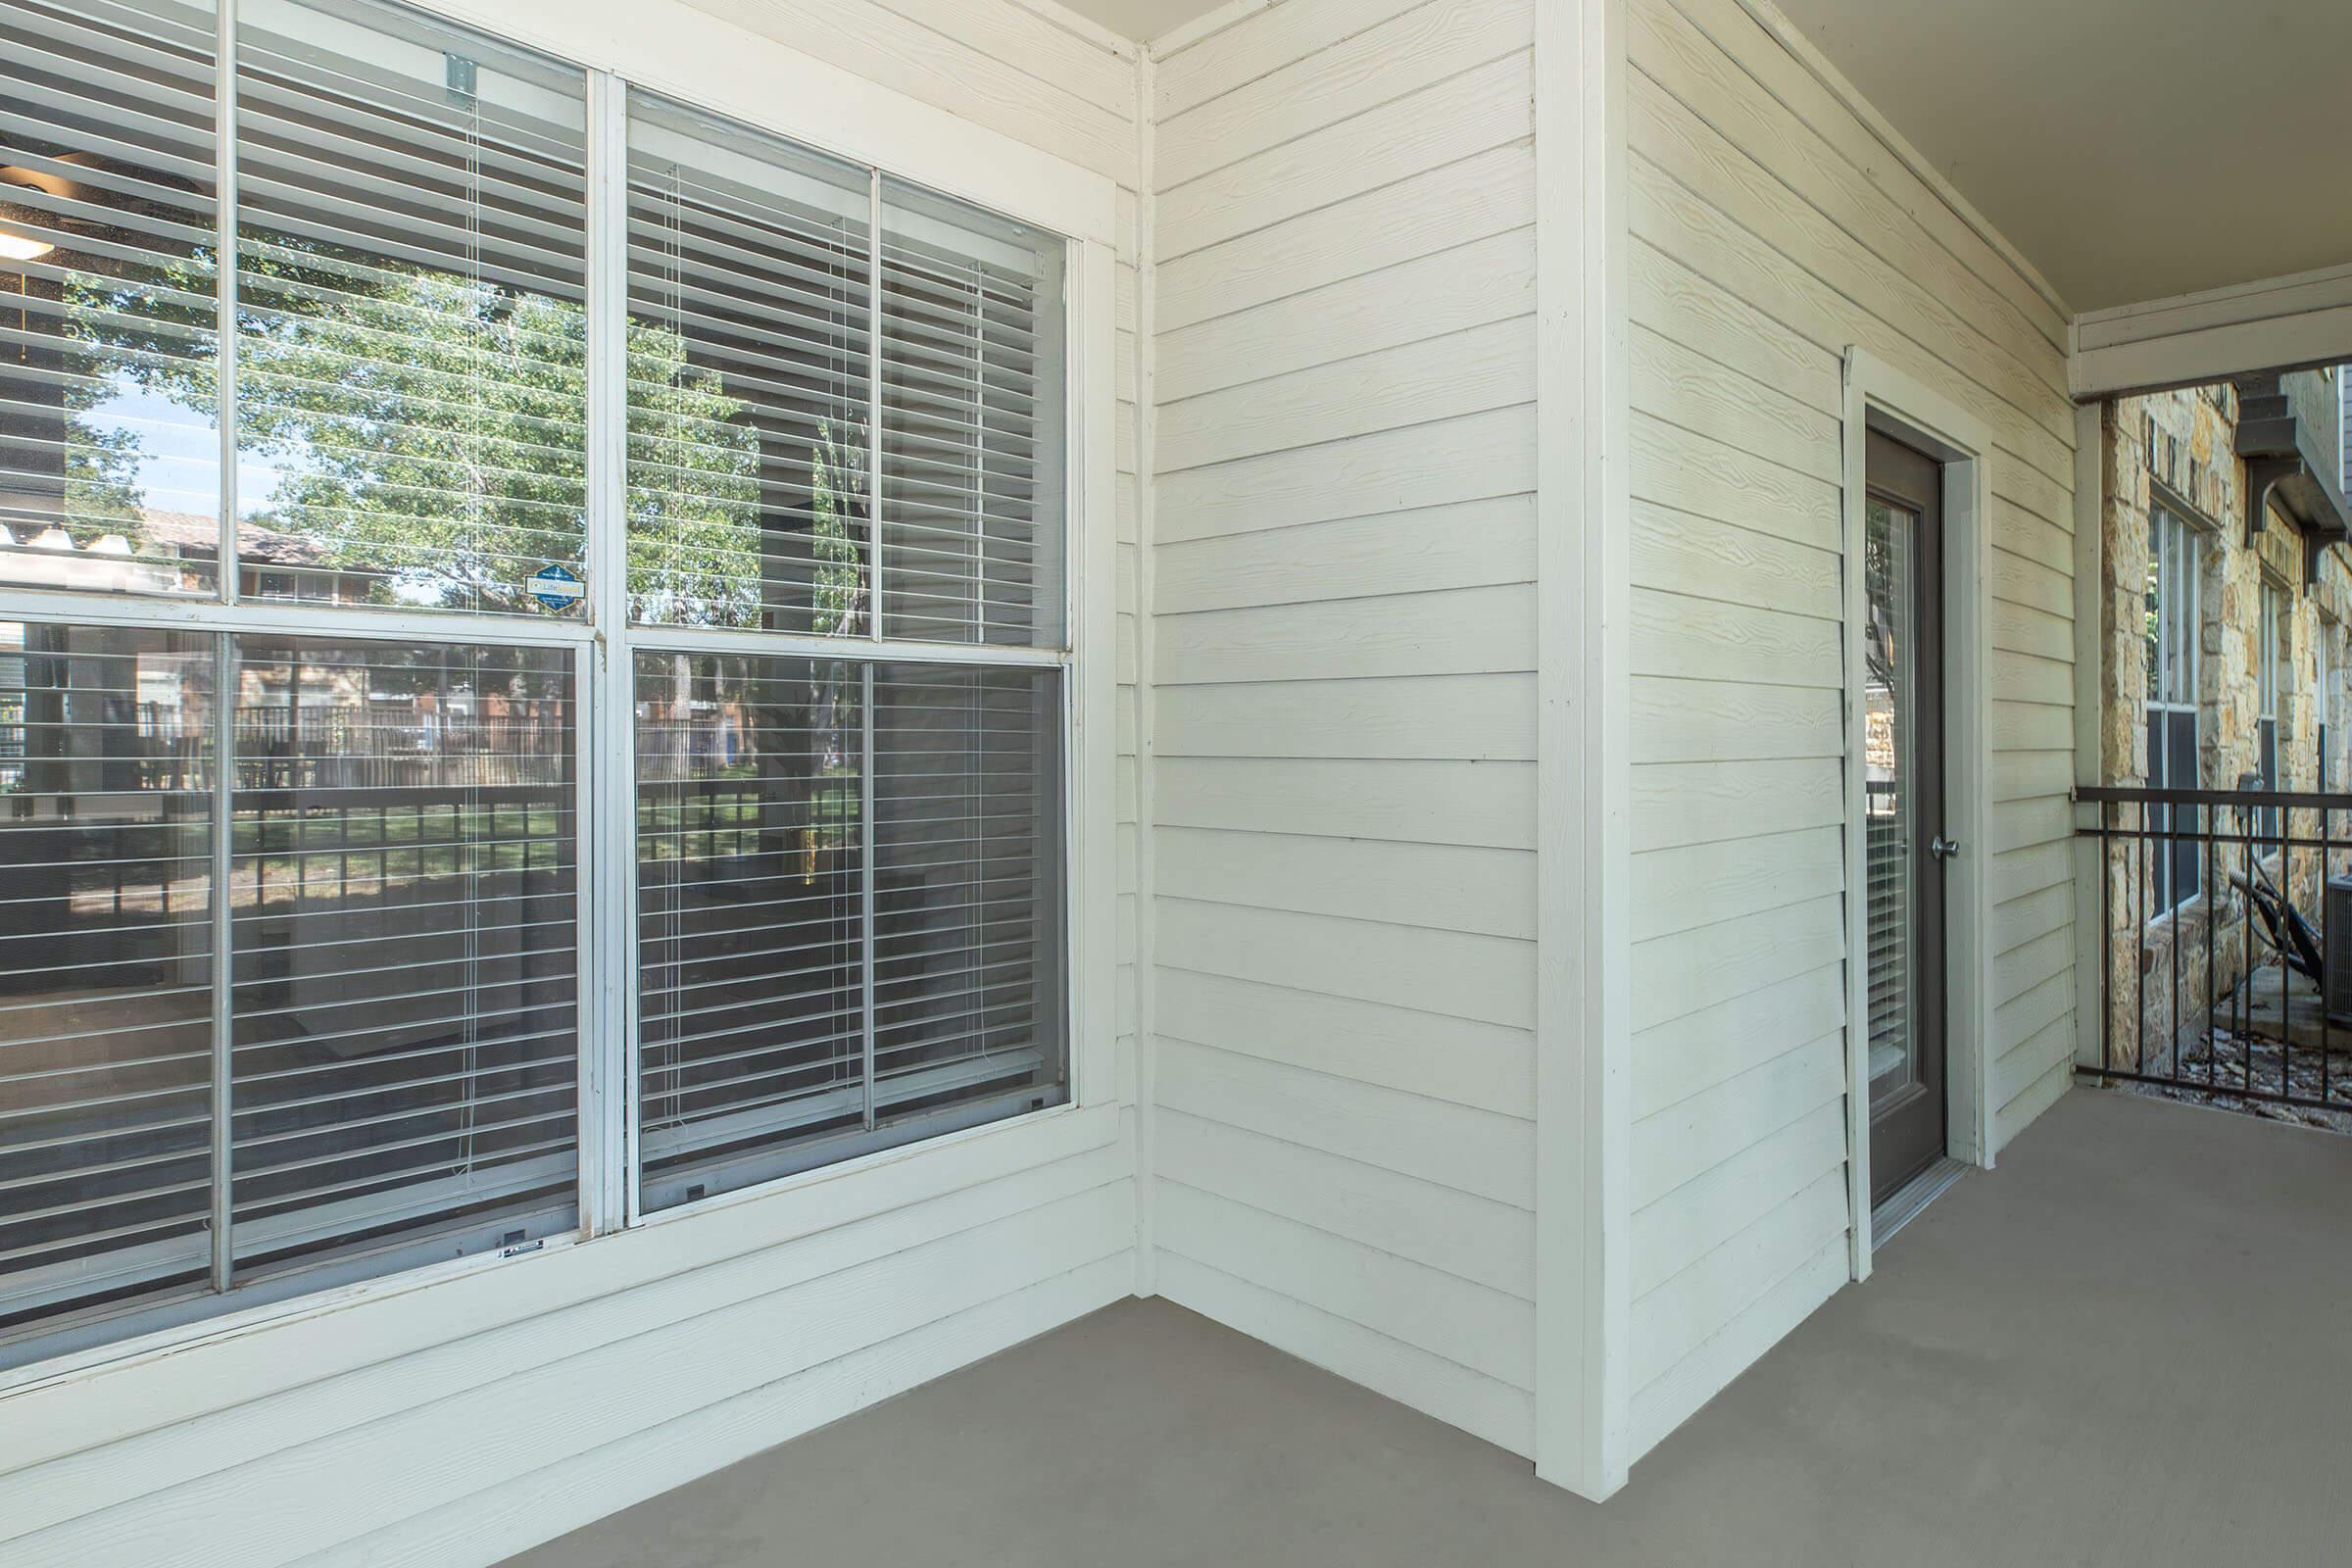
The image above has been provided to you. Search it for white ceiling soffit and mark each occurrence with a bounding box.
[1056,0,1228,47]
[1770,0,2352,317]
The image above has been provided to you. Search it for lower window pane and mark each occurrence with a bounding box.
[228,638,578,1281]
[0,624,215,1340]
[634,654,1063,1211]
[636,651,864,1208]
[871,662,1065,1120]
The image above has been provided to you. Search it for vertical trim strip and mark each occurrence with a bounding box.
[216,0,238,606]
[859,661,878,1129]
[1130,49,1159,1296]
[206,0,240,1294]
[867,169,885,642]
[1533,0,1632,1502]
[208,631,235,1292]
[583,70,634,1231]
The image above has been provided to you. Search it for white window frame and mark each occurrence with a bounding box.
[2258,576,2284,844]
[2145,504,2200,910]
[0,0,1120,1389]
[2320,617,2335,790]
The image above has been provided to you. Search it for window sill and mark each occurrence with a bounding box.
[0,1099,1119,1442]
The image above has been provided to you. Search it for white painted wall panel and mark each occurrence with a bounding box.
[1622,0,2078,1466]
[1146,0,1540,1453]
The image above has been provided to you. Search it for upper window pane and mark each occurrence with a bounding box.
[234,0,588,613]
[0,0,220,597]
[879,178,1064,648]
[625,93,870,633]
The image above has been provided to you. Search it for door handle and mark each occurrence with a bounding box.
[1929,834,1961,862]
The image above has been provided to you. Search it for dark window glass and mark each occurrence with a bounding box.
[0,622,213,1336]
[226,636,577,1280]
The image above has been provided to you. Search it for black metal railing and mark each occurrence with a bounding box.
[2077,783,2352,1117]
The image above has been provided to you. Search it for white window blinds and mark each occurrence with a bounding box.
[624,94,869,634]
[0,0,220,597]
[878,178,1064,646]
[233,0,588,613]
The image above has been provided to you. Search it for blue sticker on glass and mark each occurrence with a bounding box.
[529,564,584,612]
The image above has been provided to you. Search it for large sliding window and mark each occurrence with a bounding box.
[0,0,1076,1365]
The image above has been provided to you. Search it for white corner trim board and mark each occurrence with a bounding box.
[1534,0,1633,1505]
[1838,347,1998,1284]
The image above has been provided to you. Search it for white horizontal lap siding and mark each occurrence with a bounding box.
[1622,0,2076,1462]
[1146,0,1540,1456]
[0,5,1146,1565]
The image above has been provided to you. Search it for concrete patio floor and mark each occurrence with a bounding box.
[506,1087,2352,1568]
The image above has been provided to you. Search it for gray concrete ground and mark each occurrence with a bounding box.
[507,1088,2352,1568]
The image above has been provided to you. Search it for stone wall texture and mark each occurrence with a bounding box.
[2097,371,2350,1070]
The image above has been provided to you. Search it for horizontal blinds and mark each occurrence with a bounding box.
[0,0,220,598]
[870,662,1061,1116]
[0,622,214,1330]
[633,656,1067,1209]
[624,95,870,634]
[226,636,577,1277]
[878,178,1064,648]
[234,0,588,614]
[634,651,863,1198]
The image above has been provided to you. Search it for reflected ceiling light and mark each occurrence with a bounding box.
[1,164,67,260]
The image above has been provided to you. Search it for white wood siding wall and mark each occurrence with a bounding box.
[1622,0,2078,1459]
[1145,0,1543,1457]
[0,6,1145,1565]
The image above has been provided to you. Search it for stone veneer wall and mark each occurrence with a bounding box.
[2097,373,2351,1071]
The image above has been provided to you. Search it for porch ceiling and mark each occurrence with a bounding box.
[1058,0,1222,45]
[1772,0,2352,313]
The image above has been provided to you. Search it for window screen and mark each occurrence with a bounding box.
[0,622,213,1336]
[870,662,1062,1112]
[634,654,1063,1209]
[635,651,863,1206]
[233,0,588,612]
[0,0,220,597]
[226,635,577,1281]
